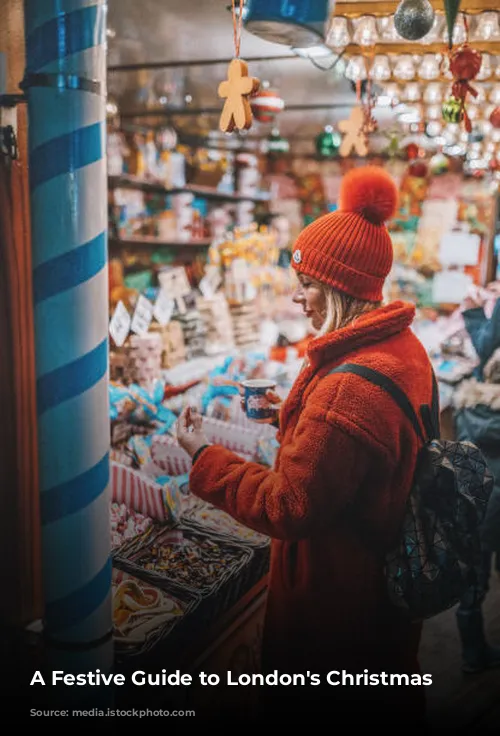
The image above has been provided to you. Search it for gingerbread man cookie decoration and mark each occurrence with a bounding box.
[338,106,369,158]
[218,59,260,133]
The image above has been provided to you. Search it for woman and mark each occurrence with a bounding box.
[177,167,433,729]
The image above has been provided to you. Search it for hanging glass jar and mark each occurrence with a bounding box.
[469,86,486,105]
[370,55,392,82]
[393,54,416,81]
[377,16,399,42]
[352,16,378,46]
[489,84,500,105]
[419,54,441,81]
[477,54,493,81]
[424,83,443,104]
[402,83,421,103]
[471,12,500,42]
[427,105,442,120]
[326,16,350,50]
[345,56,368,82]
[421,15,444,44]
[441,16,467,45]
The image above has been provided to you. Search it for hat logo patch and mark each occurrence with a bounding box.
[293,250,302,264]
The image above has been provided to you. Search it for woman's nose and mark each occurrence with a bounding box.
[292,286,304,304]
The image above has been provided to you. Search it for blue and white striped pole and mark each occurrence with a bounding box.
[24,0,112,695]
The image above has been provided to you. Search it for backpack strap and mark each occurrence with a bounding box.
[328,363,426,444]
[420,371,441,441]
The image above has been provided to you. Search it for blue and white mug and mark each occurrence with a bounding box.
[242,379,277,422]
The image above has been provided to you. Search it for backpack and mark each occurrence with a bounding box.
[328,363,494,621]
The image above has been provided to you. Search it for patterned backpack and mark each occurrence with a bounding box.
[329,363,494,621]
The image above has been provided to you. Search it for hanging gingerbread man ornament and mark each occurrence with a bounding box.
[338,106,369,157]
[218,0,260,133]
[218,59,260,133]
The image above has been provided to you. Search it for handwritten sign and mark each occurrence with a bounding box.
[109,301,131,347]
[130,295,154,336]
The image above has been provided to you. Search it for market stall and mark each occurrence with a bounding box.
[2,0,500,716]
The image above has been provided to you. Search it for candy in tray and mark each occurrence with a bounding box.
[183,497,269,548]
[111,502,153,551]
[123,525,251,596]
[112,568,194,651]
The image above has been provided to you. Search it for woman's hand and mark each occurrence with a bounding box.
[176,406,209,458]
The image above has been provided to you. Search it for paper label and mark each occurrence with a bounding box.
[109,301,131,347]
[199,266,222,298]
[154,290,175,326]
[130,294,154,336]
[439,231,480,267]
[432,270,473,305]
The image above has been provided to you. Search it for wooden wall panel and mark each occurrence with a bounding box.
[0,0,42,625]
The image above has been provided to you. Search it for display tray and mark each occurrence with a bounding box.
[112,567,201,660]
[181,498,270,548]
[114,522,254,608]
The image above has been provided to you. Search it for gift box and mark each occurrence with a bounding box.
[111,461,182,525]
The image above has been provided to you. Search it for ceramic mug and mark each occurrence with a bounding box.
[241,379,277,422]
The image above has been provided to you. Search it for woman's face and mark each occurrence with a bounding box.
[293,272,326,331]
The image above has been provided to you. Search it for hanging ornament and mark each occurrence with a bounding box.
[315,125,341,159]
[265,129,290,156]
[489,107,500,129]
[443,0,463,49]
[442,96,464,124]
[250,82,285,123]
[408,160,429,178]
[429,152,450,175]
[447,39,482,132]
[394,0,435,42]
[449,44,482,81]
[338,106,370,157]
[405,142,419,160]
[219,0,260,133]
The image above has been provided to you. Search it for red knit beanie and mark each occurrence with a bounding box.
[291,166,398,302]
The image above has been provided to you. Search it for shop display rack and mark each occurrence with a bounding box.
[109,173,271,204]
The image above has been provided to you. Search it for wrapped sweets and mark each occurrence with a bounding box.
[129,528,247,592]
[111,502,153,550]
[183,498,269,547]
[112,569,186,647]
[123,333,163,386]
[228,301,261,349]
[196,294,235,355]
[173,311,207,361]
[149,320,186,369]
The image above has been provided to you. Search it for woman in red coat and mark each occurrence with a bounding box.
[177,167,433,729]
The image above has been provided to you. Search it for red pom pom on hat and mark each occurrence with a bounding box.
[339,165,398,225]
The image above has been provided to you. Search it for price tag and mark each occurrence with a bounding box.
[109,301,131,347]
[199,266,222,298]
[439,231,481,267]
[130,294,154,336]
[154,290,175,326]
[159,266,191,315]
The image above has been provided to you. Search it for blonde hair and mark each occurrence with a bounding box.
[317,287,381,337]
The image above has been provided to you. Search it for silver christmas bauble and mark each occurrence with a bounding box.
[394,0,435,41]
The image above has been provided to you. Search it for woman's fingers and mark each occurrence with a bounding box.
[190,407,203,430]
[266,389,282,405]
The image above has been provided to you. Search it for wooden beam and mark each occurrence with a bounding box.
[334,0,499,17]
[343,41,500,55]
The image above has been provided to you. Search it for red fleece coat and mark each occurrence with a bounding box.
[190,302,433,712]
